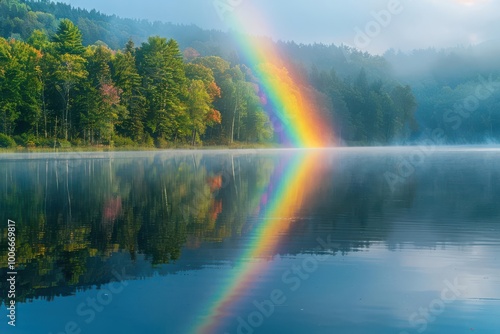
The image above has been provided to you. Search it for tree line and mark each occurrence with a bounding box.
[307,66,417,144]
[0,18,273,148]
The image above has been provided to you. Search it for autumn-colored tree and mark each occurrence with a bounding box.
[183,47,200,62]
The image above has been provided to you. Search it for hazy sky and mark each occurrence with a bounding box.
[62,0,500,54]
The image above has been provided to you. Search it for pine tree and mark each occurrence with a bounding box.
[112,42,146,142]
[53,19,84,55]
[137,36,187,142]
[0,38,22,136]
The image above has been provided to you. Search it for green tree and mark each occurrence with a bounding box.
[186,79,211,145]
[391,85,418,136]
[217,66,246,144]
[0,38,43,136]
[241,85,273,142]
[192,56,230,83]
[11,38,43,136]
[53,19,84,55]
[54,52,87,140]
[137,36,187,142]
[112,41,146,142]
[0,38,22,135]
[185,62,222,144]
[28,29,52,137]
[79,45,125,144]
[51,19,87,140]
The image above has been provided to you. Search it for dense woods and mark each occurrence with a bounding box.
[0,8,275,147]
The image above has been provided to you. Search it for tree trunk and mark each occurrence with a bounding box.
[65,89,70,140]
[230,102,237,145]
[191,129,196,146]
[54,117,58,149]
[237,108,241,141]
[42,83,48,138]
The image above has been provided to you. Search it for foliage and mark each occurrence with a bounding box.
[0,16,275,146]
[0,133,16,147]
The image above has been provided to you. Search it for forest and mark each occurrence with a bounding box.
[1,0,500,147]
[0,0,421,148]
[385,47,500,143]
[0,9,275,148]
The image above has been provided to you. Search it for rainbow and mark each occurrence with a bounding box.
[226,5,333,147]
[189,4,334,333]
[192,151,325,334]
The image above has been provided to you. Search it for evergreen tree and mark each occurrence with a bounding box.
[78,45,123,143]
[53,19,84,55]
[0,38,22,136]
[112,42,146,142]
[137,36,187,142]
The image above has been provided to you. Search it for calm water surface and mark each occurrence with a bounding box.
[1,147,499,334]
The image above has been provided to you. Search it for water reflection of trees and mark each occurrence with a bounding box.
[0,153,275,303]
[1,151,500,304]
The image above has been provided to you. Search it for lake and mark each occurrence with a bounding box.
[1,147,499,334]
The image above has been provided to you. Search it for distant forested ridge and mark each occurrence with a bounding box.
[4,0,497,147]
[385,47,500,143]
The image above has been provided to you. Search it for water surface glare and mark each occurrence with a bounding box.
[1,147,499,334]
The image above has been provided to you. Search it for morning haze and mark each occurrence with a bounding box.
[63,0,500,53]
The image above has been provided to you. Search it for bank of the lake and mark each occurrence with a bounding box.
[0,142,279,154]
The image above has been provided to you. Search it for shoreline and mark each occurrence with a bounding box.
[1,143,499,155]
[0,143,280,154]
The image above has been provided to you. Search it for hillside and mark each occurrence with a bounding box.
[1,0,499,146]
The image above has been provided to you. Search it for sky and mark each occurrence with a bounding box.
[61,0,500,54]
